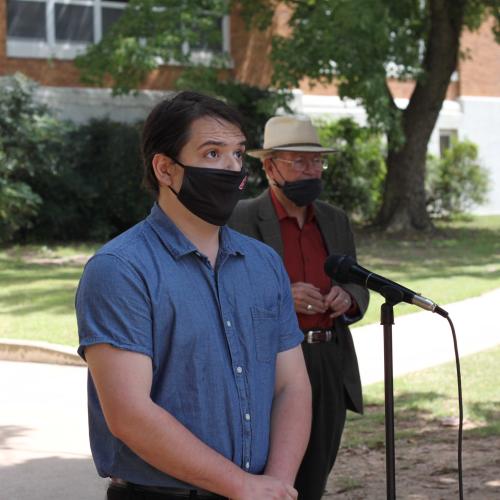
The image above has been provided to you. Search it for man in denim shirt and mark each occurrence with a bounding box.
[76,92,312,500]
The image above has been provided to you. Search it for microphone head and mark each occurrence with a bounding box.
[324,254,357,283]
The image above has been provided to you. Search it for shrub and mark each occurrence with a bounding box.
[0,73,69,241]
[0,176,42,242]
[0,74,150,242]
[28,118,151,242]
[317,118,386,223]
[426,139,490,218]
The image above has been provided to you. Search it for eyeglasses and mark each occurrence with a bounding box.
[273,156,328,172]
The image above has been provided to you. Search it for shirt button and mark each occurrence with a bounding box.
[226,320,232,327]
[245,462,250,470]
[236,366,243,374]
[245,413,251,421]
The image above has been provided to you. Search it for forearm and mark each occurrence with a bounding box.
[264,381,312,484]
[111,399,247,498]
[86,345,296,500]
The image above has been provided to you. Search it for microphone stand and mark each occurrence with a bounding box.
[380,288,404,500]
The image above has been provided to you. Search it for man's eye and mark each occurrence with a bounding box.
[234,150,244,159]
[207,150,218,159]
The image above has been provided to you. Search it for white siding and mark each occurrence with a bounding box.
[292,90,499,214]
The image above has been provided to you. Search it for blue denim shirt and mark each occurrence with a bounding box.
[76,203,303,488]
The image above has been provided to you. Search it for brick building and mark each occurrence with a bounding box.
[1,1,499,212]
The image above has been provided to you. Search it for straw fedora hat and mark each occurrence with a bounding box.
[247,115,336,159]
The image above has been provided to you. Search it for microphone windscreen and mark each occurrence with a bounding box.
[324,254,357,283]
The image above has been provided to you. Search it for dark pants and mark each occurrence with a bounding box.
[295,334,347,500]
[107,483,226,500]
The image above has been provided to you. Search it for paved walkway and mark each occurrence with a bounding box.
[352,287,500,385]
[1,287,499,500]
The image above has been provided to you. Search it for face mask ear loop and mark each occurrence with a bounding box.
[168,186,180,197]
[165,156,185,197]
[269,158,287,188]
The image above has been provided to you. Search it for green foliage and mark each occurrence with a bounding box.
[239,0,499,137]
[426,139,490,218]
[317,119,386,222]
[27,119,151,241]
[176,66,292,197]
[0,177,41,242]
[0,74,150,243]
[75,0,230,94]
[0,74,69,241]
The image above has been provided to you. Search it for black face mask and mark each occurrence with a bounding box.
[279,178,323,207]
[272,163,323,207]
[169,159,248,226]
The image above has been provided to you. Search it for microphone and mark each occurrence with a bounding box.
[324,254,448,317]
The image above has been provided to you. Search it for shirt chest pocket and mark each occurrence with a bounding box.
[251,305,279,363]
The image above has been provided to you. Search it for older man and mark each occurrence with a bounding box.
[229,115,369,500]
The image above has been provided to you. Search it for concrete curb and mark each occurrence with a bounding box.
[0,338,85,366]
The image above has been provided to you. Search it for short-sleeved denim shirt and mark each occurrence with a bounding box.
[76,203,303,488]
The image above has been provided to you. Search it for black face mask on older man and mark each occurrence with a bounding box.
[271,162,323,207]
[279,178,323,207]
[169,159,248,226]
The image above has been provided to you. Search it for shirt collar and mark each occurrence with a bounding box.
[146,203,245,259]
[219,225,246,256]
[269,188,316,223]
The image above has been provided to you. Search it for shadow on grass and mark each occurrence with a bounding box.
[343,391,500,449]
[465,400,500,438]
[0,257,83,316]
[0,286,77,316]
[356,225,500,271]
[0,258,83,283]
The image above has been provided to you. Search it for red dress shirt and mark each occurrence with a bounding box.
[269,190,333,331]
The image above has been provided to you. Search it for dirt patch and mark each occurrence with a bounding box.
[326,432,500,499]
[6,248,90,266]
[21,254,90,266]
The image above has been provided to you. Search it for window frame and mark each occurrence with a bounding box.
[8,0,129,59]
[6,0,230,62]
[439,129,458,157]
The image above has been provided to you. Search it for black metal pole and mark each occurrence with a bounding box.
[381,301,396,500]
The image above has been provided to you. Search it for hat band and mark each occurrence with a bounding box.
[270,142,323,149]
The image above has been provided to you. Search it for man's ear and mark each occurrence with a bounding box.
[262,157,275,183]
[152,154,177,188]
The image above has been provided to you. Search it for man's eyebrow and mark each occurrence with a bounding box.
[197,140,247,149]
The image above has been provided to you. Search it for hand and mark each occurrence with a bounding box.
[234,474,298,500]
[291,282,327,315]
[324,286,354,319]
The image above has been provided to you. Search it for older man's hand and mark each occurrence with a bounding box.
[324,286,355,319]
[291,282,327,315]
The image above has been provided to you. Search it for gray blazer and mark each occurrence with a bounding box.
[228,189,369,413]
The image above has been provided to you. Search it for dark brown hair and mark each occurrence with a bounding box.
[141,91,246,194]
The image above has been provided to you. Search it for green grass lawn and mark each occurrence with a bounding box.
[354,215,500,326]
[343,344,500,448]
[0,215,499,346]
[0,243,100,346]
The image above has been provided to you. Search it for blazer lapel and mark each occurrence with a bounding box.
[255,190,284,258]
[314,202,338,255]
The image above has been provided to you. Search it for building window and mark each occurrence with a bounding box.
[7,0,127,59]
[7,1,47,40]
[439,129,458,157]
[6,0,229,62]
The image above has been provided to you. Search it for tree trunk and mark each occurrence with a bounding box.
[376,0,466,232]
